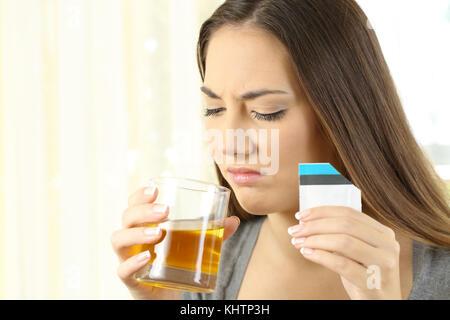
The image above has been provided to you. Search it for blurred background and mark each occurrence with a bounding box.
[0,0,449,299]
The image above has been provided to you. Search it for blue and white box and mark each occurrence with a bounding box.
[299,163,361,212]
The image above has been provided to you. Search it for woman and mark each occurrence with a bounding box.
[111,0,450,299]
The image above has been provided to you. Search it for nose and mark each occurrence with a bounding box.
[222,128,257,159]
[205,104,258,164]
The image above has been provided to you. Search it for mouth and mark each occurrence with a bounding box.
[226,167,264,185]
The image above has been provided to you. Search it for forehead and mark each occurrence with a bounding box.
[204,25,299,94]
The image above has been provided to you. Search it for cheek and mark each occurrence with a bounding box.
[278,116,317,164]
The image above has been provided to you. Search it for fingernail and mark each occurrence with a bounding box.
[287,223,304,235]
[153,204,168,214]
[295,209,311,220]
[300,247,313,255]
[144,227,161,236]
[136,250,150,262]
[232,216,241,226]
[144,186,156,196]
[291,237,306,245]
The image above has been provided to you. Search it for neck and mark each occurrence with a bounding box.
[263,211,319,269]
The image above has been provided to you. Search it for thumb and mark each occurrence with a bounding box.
[223,216,240,241]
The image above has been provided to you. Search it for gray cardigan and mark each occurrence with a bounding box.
[180,214,450,300]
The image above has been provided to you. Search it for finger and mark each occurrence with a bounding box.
[128,183,159,208]
[292,233,384,268]
[223,216,240,241]
[117,250,151,289]
[111,227,163,263]
[299,247,368,290]
[288,216,392,249]
[122,203,169,228]
[297,206,394,236]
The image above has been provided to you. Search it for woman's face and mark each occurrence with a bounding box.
[202,25,336,215]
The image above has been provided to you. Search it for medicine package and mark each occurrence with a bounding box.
[298,163,361,212]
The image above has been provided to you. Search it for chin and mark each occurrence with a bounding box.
[232,191,272,215]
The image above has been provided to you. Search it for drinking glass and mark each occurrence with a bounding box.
[132,176,231,293]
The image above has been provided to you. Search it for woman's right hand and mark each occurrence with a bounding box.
[110,184,241,300]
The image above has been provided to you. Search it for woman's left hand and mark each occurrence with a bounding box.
[288,205,403,300]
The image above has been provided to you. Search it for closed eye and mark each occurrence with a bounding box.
[203,108,287,121]
[203,107,225,117]
[250,109,287,121]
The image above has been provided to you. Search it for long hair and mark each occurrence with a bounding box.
[196,0,450,247]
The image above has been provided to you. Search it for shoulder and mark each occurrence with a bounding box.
[408,240,450,300]
[180,215,266,300]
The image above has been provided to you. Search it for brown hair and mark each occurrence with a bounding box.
[196,0,450,247]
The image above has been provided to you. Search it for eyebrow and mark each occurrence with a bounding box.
[200,86,289,100]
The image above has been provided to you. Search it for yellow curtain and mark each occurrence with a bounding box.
[0,0,224,299]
